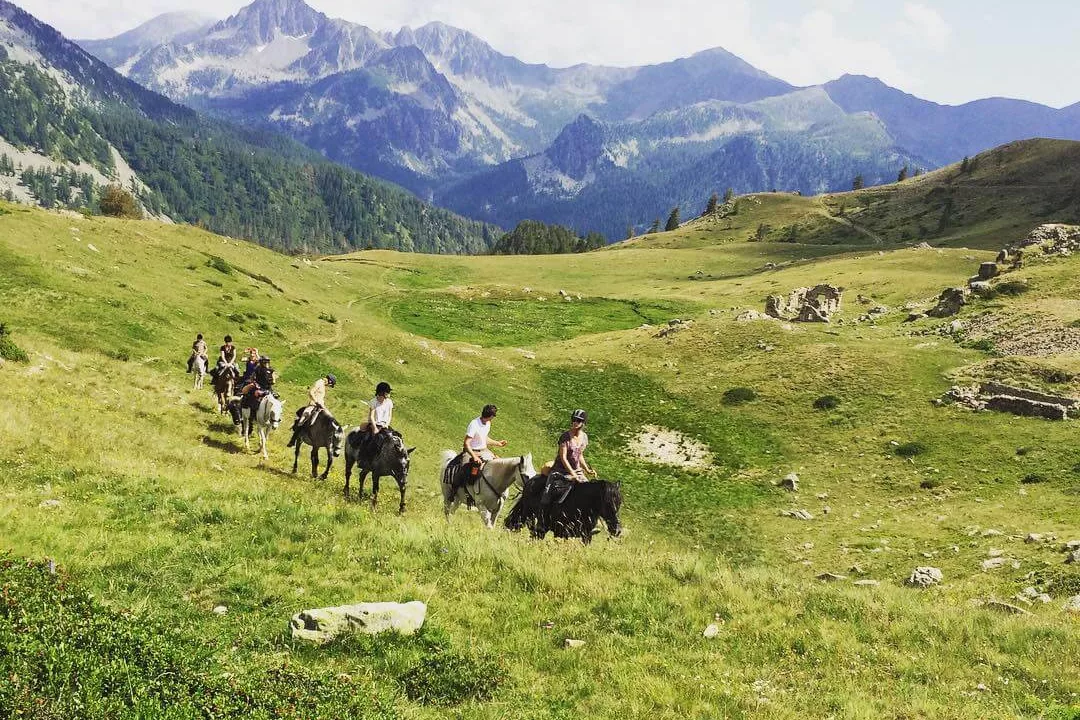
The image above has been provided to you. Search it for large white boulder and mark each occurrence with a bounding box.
[290,601,427,643]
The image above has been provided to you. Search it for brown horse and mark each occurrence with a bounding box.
[212,364,240,414]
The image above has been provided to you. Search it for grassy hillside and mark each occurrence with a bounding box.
[625,139,1080,253]
[2,200,1080,719]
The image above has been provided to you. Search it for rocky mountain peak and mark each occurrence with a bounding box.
[212,0,326,45]
[547,114,606,180]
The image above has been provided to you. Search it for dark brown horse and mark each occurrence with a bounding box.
[211,364,240,414]
[505,476,623,544]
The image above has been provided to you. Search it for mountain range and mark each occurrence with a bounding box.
[0,0,497,253]
[74,0,1080,238]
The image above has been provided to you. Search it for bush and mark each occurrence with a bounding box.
[98,184,142,219]
[813,395,840,410]
[1021,473,1048,484]
[967,338,994,352]
[400,648,504,706]
[894,441,927,458]
[993,281,1029,296]
[319,313,338,324]
[0,323,28,362]
[207,255,234,274]
[722,387,757,405]
[919,478,940,490]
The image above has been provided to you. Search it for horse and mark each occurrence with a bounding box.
[343,428,414,513]
[440,451,536,529]
[191,354,207,390]
[291,408,345,481]
[505,475,623,544]
[212,364,240,414]
[240,392,284,459]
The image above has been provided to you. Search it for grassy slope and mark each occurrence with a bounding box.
[1,199,1080,719]
[625,138,1080,254]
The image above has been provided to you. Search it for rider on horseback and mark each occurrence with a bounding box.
[543,409,596,505]
[240,355,275,414]
[286,373,337,448]
[213,335,238,380]
[186,333,208,373]
[354,381,394,450]
[450,404,507,502]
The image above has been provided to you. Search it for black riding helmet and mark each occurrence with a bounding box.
[259,355,270,363]
[571,409,587,423]
[326,373,336,387]
[376,381,391,395]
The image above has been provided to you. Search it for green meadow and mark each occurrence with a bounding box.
[2,187,1080,719]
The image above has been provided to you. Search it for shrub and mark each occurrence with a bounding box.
[207,255,234,274]
[993,281,1029,296]
[400,648,504,706]
[319,313,338,324]
[722,387,757,405]
[98,184,142,219]
[1021,473,1047,484]
[0,323,28,362]
[919,478,940,490]
[813,395,840,410]
[894,441,927,458]
[967,338,994,352]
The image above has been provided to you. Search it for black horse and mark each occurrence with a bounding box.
[291,409,345,480]
[505,475,623,544]
[343,428,414,513]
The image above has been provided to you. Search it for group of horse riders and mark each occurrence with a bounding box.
[187,333,599,506]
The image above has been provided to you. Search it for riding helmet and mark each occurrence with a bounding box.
[326,373,336,387]
[224,335,232,343]
[376,381,392,395]
[571,409,588,423]
[259,355,270,363]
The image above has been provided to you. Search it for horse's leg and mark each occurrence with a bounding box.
[397,475,406,514]
[292,438,301,474]
[260,426,268,460]
[310,445,319,479]
[343,456,353,500]
[357,469,369,504]
[490,497,504,528]
[370,474,379,511]
[320,450,334,482]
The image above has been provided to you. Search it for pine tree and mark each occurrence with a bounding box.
[852,174,865,191]
[664,207,680,231]
[723,187,735,203]
[704,193,719,216]
[897,165,908,182]
[647,218,661,234]
[625,224,635,240]
[960,156,970,173]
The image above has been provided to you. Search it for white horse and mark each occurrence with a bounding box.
[192,354,207,390]
[241,393,284,459]
[440,451,536,528]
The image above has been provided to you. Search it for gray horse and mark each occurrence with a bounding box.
[343,428,414,512]
[291,409,345,480]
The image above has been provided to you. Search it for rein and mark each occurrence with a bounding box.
[480,456,527,499]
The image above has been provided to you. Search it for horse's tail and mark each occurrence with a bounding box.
[439,449,456,477]
[504,494,528,531]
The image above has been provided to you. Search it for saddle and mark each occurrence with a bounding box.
[443,454,482,504]
[542,472,575,505]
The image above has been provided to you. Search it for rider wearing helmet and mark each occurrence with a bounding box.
[355,381,395,451]
[240,355,276,412]
[287,372,336,447]
[187,333,208,373]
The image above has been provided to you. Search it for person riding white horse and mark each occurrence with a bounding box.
[441,451,536,528]
[287,373,336,448]
[186,333,208,374]
[450,404,507,504]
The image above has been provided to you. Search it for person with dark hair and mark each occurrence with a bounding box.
[216,335,237,374]
[240,355,276,412]
[186,333,207,373]
[543,409,596,505]
[451,404,507,503]
[352,381,395,453]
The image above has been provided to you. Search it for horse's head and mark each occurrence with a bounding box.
[226,398,243,426]
[601,481,623,537]
[330,420,345,457]
[518,453,537,487]
[266,395,284,429]
[384,434,414,480]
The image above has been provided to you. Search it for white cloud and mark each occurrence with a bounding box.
[901,2,951,52]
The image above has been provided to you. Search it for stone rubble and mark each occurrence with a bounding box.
[765,285,843,323]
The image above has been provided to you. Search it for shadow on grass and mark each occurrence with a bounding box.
[208,420,239,434]
[200,435,240,454]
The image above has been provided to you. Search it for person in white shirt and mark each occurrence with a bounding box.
[463,404,506,464]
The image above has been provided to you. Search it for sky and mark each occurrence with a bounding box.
[16,0,1080,108]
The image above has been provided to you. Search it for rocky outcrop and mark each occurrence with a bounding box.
[927,287,968,318]
[765,285,842,323]
[936,383,1077,420]
[290,601,427,643]
[906,566,943,587]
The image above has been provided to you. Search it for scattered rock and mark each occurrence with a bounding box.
[702,624,720,638]
[655,319,693,338]
[777,473,799,492]
[38,499,61,509]
[1063,595,1080,614]
[765,284,843,323]
[736,309,775,322]
[1025,533,1053,544]
[981,529,1004,537]
[564,638,586,649]
[905,312,927,323]
[978,262,999,280]
[1063,540,1080,551]
[816,572,847,582]
[627,425,712,469]
[852,579,879,587]
[779,509,813,521]
[906,566,943,587]
[290,601,427,643]
[984,600,1032,615]
[968,280,992,295]
[927,287,969,318]
[1066,550,1080,565]
[981,557,1008,571]
[213,605,228,615]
